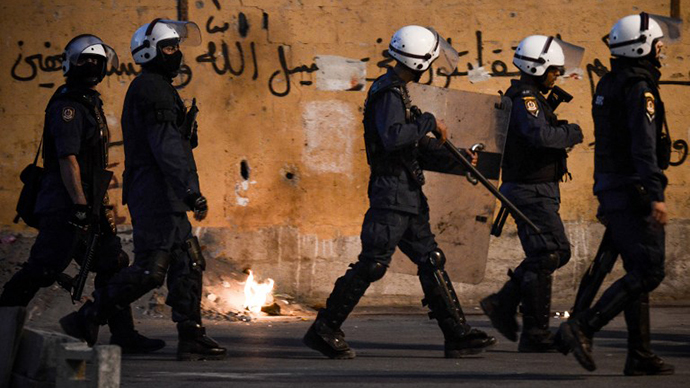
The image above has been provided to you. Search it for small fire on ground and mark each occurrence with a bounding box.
[554,311,570,320]
[243,270,275,313]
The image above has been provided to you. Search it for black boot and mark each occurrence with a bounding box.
[303,313,356,359]
[108,306,166,354]
[558,318,596,371]
[518,270,556,353]
[59,300,101,346]
[177,321,227,361]
[303,261,377,359]
[480,269,521,342]
[559,276,642,372]
[623,293,674,376]
[419,250,496,358]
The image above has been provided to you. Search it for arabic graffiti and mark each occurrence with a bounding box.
[8,14,689,102]
[10,40,192,89]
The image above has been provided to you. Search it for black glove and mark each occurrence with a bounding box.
[566,123,584,145]
[185,193,208,221]
[69,204,91,231]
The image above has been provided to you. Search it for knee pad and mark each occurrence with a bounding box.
[352,260,387,282]
[115,250,130,271]
[557,248,572,268]
[429,248,446,269]
[143,251,171,287]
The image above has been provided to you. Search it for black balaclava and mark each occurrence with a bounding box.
[644,38,662,68]
[143,38,182,79]
[66,54,106,88]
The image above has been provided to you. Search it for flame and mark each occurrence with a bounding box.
[554,311,571,320]
[243,270,275,313]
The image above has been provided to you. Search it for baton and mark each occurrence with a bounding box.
[442,139,542,234]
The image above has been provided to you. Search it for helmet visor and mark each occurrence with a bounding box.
[427,27,459,73]
[554,38,585,76]
[160,20,202,46]
[66,36,119,69]
[649,14,682,43]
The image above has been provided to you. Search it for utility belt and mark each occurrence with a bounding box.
[369,158,425,186]
[597,183,653,217]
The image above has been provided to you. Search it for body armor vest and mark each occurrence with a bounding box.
[592,62,667,175]
[44,86,109,190]
[502,82,568,183]
[363,73,425,186]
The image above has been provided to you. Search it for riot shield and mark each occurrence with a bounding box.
[388,84,511,284]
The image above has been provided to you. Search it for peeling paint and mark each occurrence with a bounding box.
[314,55,366,91]
[302,100,356,174]
[468,65,491,83]
[234,179,256,207]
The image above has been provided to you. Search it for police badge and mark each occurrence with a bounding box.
[644,92,655,122]
[62,107,76,122]
[523,97,539,118]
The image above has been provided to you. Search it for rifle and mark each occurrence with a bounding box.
[442,139,542,234]
[58,169,114,303]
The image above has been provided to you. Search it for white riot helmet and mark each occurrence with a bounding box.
[130,18,201,64]
[388,25,458,72]
[513,35,565,76]
[609,13,670,58]
[62,34,118,78]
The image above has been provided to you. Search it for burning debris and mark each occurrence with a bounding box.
[243,270,275,313]
[198,258,310,321]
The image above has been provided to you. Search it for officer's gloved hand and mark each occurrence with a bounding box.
[566,123,584,145]
[69,204,91,232]
[185,193,208,221]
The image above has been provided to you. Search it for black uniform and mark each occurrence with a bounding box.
[304,68,495,359]
[80,69,204,326]
[0,84,138,338]
[560,57,672,374]
[482,78,582,351]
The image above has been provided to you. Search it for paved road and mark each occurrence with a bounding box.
[111,308,689,387]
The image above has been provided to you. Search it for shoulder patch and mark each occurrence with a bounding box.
[61,106,76,122]
[644,91,655,122]
[523,96,539,118]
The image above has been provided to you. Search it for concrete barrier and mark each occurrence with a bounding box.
[10,328,80,388]
[56,344,120,388]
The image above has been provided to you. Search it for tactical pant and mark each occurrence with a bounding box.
[498,182,572,339]
[0,210,133,335]
[318,204,474,339]
[89,212,203,324]
[578,196,665,334]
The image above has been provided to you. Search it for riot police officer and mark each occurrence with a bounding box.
[480,35,584,352]
[558,13,676,375]
[303,25,496,359]
[0,35,164,353]
[60,20,226,361]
